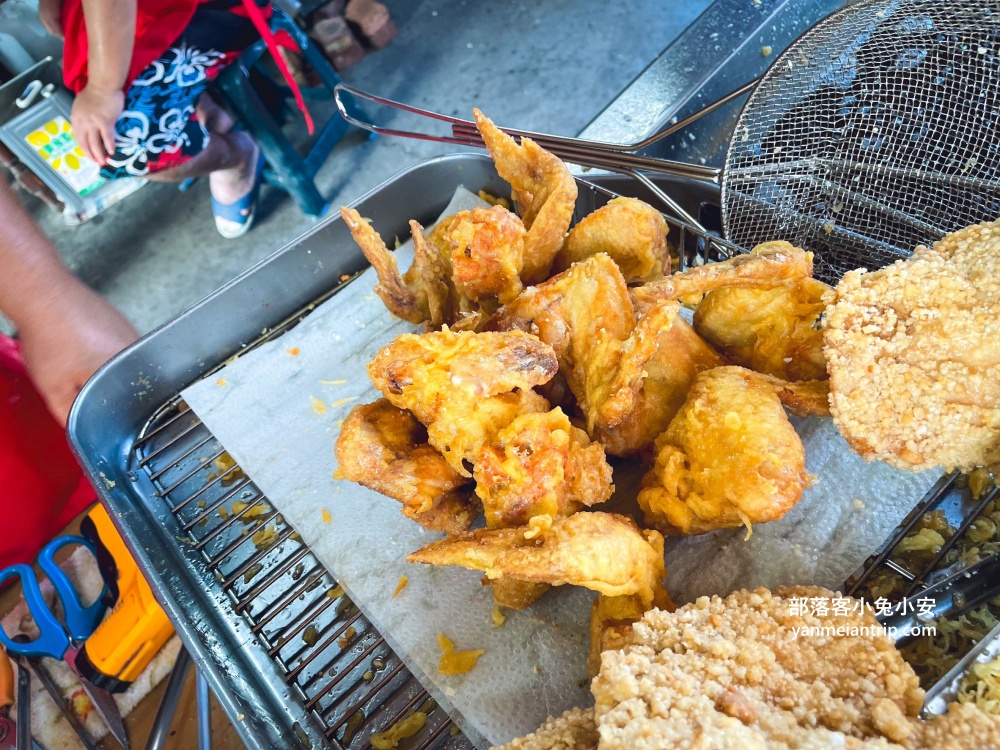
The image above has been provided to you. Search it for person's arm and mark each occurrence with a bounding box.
[38,0,64,39]
[0,181,137,424]
[70,0,137,165]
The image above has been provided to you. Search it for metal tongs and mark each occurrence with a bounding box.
[333,82,755,232]
[880,554,1000,716]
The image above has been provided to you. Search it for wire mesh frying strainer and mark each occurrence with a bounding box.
[723,0,1000,281]
[335,0,1000,283]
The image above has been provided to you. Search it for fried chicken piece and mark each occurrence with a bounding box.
[407,512,667,606]
[491,707,598,750]
[410,219,454,327]
[341,206,430,324]
[555,197,669,283]
[474,408,613,528]
[445,206,525,306]
[368,328,557,475]
[694,277,831,382]
[637,367,808,536]
[474,109,578,284]
[591,586,925,750]
[490,254,635,431]
[595,315,724,456]
[919,703,1000,749]
[588,587,675,678]
[334,399,478,534]
[825,221,1000,472]
[759,373,831,418]
[633,240,813,306]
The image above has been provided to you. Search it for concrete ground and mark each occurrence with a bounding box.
[18,0,710,334]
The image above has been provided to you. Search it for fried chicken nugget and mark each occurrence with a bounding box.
[474,109,577,284]
[334,399,479,534]
[474,408,613,529]
[407,512,667,606]
[633,240,813,306]
[825,221,1000,472]
[637,367,808,536]
[367,328,557,475]
[445,206,525,306]
[694,277,831,382]
[555,197,669,283]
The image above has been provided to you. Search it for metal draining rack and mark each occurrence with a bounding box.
[128,264,475,749]
[125,176,745,750]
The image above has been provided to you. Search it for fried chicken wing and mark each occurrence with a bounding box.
[367,328,557,474]
[555,197,669,283]
[341,206,430,324]
[694,277,831,382]
[334,399,479,534]
[408,512,667,605]
[474,407,613,529]
[825,221,1000,472]
[445,206,525,306]
[633,240,813,306]
[595,314,724,456]
[490,254,637,430]
[474,109,577,283]
[637,367,808,536]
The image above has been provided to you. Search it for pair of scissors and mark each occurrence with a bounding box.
[0,536,130,749]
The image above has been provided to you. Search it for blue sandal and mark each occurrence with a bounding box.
[212,153,265,239]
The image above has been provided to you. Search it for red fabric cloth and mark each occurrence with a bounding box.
[0,335,94,569]
[60,0,312,133]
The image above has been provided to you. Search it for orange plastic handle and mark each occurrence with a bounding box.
[0,644,13,709]
[83,505,174,683]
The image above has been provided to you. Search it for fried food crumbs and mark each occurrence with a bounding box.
[340,273,351,282]
[209,452,246,485]
[363,669,374,681]
[232,500,271,521]
[310,396,327,414]
[330,396,358,408]
[321,379,348,385]
[762,45,773,55]
[322,508,332,524]
[216,378,228,387]
[327,584,345,599]
[218,507,230,521]
[287,347,300,356]
[338,626,357,649]
[825,221,1000,472]
[590,586,926,749]
[302,624,319,647]
[971,468,994,500]
[370,711,426,749]
[392,575,409,599]
[437,633,485,676]
[243,563,264,584]
[491,707,597,750]
[251,524,279,551]
[523,514,553,540]
[478,189,511,210]
[491,607,506,628]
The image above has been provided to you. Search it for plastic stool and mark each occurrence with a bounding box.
[212,7,370,217]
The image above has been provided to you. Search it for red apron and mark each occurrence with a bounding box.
[0,334,94,568]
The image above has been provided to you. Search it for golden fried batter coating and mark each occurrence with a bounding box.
[591,586,925,750]
[825,221,1000,472]
[491,707,598,750]
[407,512,666,606]
[474,408,613,528]
[490,254,636,431]
[555,197,669,283]
[919,703,1000,749]
[637,367,808,536]
[410,219,454,327]
[474,109,578,283]
[694,277,830,382]
[367,328,557,475]
[445,206,525,306]
[588,587,675,678]
[633,240,813,306]
[595,315,723,456]
[334,399,478,534]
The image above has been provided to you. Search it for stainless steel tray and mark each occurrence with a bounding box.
[67,154,736,750]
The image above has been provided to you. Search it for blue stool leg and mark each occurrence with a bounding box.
[214,65,328,217]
